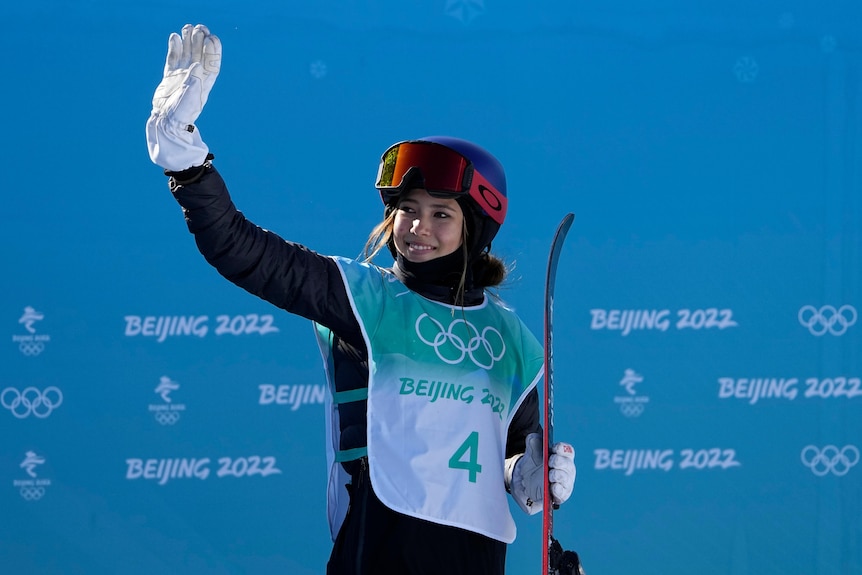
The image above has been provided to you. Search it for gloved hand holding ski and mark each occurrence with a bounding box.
[506,432,576,515]
[146,24,222,171]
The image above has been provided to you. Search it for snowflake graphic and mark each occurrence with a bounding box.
[733,56,759,83]
[820,35,837,54]
[310,60,328,79]
[445,0,485,24]
[778,12,795,30]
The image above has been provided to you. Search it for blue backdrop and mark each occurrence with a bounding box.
[2,1,860,573]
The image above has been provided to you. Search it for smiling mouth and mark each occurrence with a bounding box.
[408,242,435,252]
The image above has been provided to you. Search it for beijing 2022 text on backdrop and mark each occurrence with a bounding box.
[2,1,860,573]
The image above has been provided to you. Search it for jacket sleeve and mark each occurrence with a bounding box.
[168,164,362,342]
[505,387,542,458]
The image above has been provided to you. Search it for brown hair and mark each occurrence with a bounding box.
[362,207,397,262]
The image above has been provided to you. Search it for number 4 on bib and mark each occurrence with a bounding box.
[449,431,482,482]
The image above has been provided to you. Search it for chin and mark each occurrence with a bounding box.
[406,251,437,262]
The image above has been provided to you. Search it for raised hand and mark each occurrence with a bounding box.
[146,24,222,172]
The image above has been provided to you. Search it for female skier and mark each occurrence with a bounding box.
[146,24,576,575]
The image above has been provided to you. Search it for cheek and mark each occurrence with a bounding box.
[445,221,464,243]
[436,225,462,253]
[392,214,411,235]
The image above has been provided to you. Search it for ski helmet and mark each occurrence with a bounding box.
[375,136,508,257]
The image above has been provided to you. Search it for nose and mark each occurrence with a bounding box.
[410,217,428,235]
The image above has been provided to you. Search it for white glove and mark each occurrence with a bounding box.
[146,24,222,171]
[505,432,576,515]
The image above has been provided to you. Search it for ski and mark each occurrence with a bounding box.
[542,212,575,575]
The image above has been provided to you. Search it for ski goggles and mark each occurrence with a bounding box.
[375,140,507,225]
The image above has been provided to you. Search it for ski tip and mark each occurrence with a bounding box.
[553,213,575,242]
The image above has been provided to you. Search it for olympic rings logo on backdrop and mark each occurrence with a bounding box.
[154,411,181,425]
[18,341,46,356]
[415,314,506,370]
[800,445,859,476]
[798,305,857,336]
[19,487,46,501]
[1,387,63,418]
[619,403,645,417]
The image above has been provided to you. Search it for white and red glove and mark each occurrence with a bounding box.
[146,24,222,171]
[505,432,576,515]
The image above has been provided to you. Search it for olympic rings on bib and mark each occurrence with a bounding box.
[415,314,506,370]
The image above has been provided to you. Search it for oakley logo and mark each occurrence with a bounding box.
[477,185,503,213]
[798,305,857,336]
[800,445,859,476]
[2,387,63,418]
[470,168,507,224]
[415,314,505,370]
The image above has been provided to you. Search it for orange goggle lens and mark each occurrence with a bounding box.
[376,141,471,197]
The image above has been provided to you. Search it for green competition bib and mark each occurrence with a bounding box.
[316,257,543,543]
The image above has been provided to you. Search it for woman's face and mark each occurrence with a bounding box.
[392,188,464,263]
